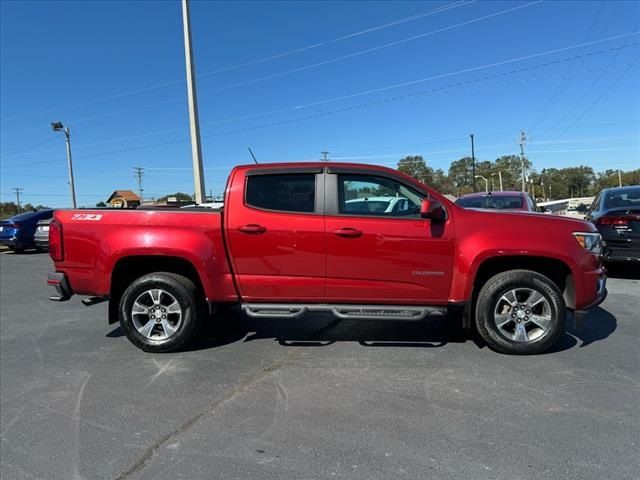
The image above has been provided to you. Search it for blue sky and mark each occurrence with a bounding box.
[1,0,639,208]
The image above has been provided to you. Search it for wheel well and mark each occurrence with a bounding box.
[108,256,205,324]
[472,256,575,310]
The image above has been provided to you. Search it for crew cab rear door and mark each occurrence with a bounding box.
[224,167,326,301]
[324,168,455,304]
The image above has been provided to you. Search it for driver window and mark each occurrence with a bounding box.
[337,174,424,217]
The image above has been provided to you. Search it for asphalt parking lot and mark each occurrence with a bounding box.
[1,251,638,480]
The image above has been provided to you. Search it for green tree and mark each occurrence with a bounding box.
[494,155,531,191]
[0,202,19,219]
[431,168,454,194]
[561,166,595,197]
[397,156,434,185]
[448,157,474,194]
[96,201,107,207]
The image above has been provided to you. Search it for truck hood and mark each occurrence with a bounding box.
[461,208,597,232]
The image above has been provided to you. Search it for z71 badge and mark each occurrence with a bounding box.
[71,214,103,221]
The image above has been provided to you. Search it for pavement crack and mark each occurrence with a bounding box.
[114,348,299,480]
[114,318,342,479]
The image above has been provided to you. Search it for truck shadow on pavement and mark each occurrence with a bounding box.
[105,306,617,354]
[549,307,618,353]
[190,311,467,351]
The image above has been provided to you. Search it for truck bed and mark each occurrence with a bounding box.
[52,208,237,302]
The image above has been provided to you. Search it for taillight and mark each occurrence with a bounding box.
[49,220,64,262]
[596,216,630,226]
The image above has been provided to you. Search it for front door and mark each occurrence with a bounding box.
[324,171,454,304]
[225,168,326,302]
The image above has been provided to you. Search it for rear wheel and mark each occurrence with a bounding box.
[475,270,565,355]
[119,272,203,352]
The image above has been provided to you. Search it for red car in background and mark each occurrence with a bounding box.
[455,191,539,212]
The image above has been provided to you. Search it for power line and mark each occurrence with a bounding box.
[539,56,640,150]
[0,1,473,123]
[197,1,544,97]
[0,1,530,132]
[2,60,632,168]
[1,137,57,157]
[538,22,639,139]
[3,39,636,165]
[527,0,606,132]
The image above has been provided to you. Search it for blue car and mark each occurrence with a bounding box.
[0,209,54,253]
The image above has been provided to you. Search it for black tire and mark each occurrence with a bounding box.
[475,269,566,355]
[11,247,25,253]
[119,272,203,353]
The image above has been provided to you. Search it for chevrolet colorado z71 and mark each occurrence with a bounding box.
[47,163,607,354]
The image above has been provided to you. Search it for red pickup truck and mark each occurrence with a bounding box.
[47,162,606,355]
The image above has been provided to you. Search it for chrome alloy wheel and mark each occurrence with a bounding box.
[493,288,553,343]
[131,289,183,342]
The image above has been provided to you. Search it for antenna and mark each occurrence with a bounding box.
[248,147,259,164]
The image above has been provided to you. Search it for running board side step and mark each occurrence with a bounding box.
[242,304,446,321]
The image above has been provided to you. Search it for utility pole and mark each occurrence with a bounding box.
[470,134,476,192]
[618,170,622,187]
[498,170,503,191]
[12,188,23,213]
[133,167,144,202]
[182,0,206,204]
[518,130,527,192]
[51,122,77,208]
[321,151,329,162]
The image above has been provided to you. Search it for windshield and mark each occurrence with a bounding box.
[605,188,640,209]
[456,195,523,209]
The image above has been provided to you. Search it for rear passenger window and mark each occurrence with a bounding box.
[246,174,315,213]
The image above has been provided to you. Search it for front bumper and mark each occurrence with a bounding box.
[574,275,607,328]
[47,271,72,301]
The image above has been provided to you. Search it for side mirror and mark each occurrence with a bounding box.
[420,198,445,222]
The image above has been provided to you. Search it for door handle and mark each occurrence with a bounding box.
[333,227,362,238]
[238,224,267,234]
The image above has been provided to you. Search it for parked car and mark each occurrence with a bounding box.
[455,191,539,212]
[34,218,52,251]
[47,162,606,355]
[344,196,416,215]
[0,209,54,252]
[585,185,640,262]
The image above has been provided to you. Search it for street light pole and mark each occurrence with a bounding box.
[182,0,206,204]
[475,175,488,192]
[64,127,77,208]
[470,134,476,192]
[51,122,77,208]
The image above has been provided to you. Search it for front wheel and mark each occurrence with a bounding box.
[119,272,203,352]
[475,270,566,355]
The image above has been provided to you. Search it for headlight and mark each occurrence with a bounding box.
[573,232,603,255]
